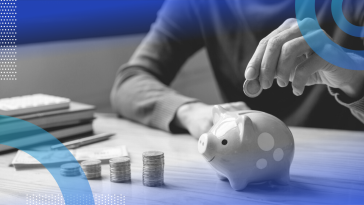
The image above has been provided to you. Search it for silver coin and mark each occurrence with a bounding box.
[80,159,102,180]
[81,159,101,166]
[110,164,130,169]
[243,79,263,98]
[143,181,164,187]
[81,167,102,173]
[81,172,101,179]
[142,151,165,187]
[60,169,80,174]
[111,176,131,179]
[111,176,131,180]
[111,166,131,169]
[60,171,80,177]
[60,163,80,170]
[111,179,131,183]
[109,157,130,165]
[143,151,164,158]
[109,157,131,183]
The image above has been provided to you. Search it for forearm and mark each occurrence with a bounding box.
[329,87,364,124]
[339,53,364,100]
[110,68,198,132]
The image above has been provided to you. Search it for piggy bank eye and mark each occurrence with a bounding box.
[222,139,228,145]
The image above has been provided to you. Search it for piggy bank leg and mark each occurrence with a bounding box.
[229,177,248,191]
[216,171,228,181]
[274,172,290,185]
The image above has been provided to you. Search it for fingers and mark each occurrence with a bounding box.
[259,27,302,89]
[245,18,298,80]
[276,36,312,87]
[292,53,328,96]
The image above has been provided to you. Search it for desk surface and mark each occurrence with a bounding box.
[1,113,364,205]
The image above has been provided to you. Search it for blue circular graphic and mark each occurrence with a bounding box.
[295,0,364,70]
[0,115,95,205]
[331,0,364,37]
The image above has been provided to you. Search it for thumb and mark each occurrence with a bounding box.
[245,66,259,80]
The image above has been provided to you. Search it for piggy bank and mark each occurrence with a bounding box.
[198,105,294,190]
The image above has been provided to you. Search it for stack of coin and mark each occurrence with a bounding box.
[60,163,81,176]
[109,157,131,183]
[142,151,164,187]
[80,159,102,179]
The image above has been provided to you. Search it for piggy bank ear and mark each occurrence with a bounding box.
[212,105,228,124]
[235,115,254,143]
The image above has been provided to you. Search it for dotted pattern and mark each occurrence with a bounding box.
[0,0,16,81]
[256,132,285,170]
[26,194,126,205]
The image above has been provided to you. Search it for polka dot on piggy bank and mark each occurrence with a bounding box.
[256,158,267,169]
[256,132,285,170]
[273,148,284,161]
[257,132,274,151]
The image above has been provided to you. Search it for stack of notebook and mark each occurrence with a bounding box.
[0,94,95,152]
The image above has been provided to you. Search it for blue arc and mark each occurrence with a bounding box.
[331,0,364,37]
[295,0,364,70]
[0,115,95,205]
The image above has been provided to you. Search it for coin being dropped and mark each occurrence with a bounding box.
[243,79,263,98]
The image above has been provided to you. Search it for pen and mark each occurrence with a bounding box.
[51,132,115,150]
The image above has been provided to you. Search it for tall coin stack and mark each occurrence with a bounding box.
[109,157,131,183]
[142,151,164,187]
[80,159,102,179]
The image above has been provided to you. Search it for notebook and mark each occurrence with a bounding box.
[0,120,93,152]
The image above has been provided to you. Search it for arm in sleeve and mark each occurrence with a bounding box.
[110,0,203,132]
[328,87,364,124]
[327,0,364,123]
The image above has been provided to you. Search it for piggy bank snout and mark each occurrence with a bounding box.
[198,133,215,162]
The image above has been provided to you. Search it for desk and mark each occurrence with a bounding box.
[1,113,364,205]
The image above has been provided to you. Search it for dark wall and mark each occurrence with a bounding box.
[17,0,164,45]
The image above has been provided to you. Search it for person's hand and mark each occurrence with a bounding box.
[173,102,250,139]
[245,18,364,99]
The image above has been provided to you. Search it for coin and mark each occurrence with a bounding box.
[110,157,130,164]
[81,159,101,167]
[60,163,81,177]
[61,163,80,170]
[60,170,80,177]
[81,172,101,179]
[143,151,164,158]
[142,151,164,187]
[109,157,131,183]
[243,79,263,98]
[80,159,102,180]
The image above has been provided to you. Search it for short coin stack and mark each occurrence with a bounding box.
[142,151,164,187]
[60,163,80,177]
[109,157,131,183]
[80,159,102,179]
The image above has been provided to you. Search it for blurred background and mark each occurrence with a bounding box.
[0,0,223,112]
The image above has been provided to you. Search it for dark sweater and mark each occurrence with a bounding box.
[111,0,364,132]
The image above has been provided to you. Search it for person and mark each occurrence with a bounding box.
[111,0,364,138]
